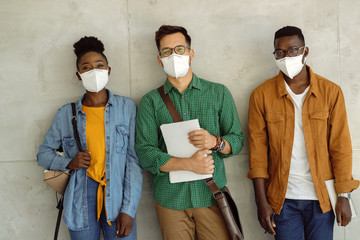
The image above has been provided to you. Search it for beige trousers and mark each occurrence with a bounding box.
[154,201,230,240]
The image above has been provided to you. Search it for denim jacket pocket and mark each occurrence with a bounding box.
[309,110,329,142]
[116,124,130,153]
[63,137,78,157]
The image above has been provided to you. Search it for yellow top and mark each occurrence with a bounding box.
[82,105,110,225]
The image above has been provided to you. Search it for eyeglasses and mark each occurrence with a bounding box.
[159,45,191,57]
[273,46,305,60]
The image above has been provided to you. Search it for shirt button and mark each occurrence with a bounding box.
[106,165,109,168]
[106,150,110,154]
[106,110,109,113]
[182,96,185,99]
[183,112,187,115]
[106,194,110,197]
[106,121,109,125]
[106,136,110,139]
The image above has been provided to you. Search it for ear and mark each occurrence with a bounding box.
[190,49,194,61]
[157,55,163,67]
[108,67,111,75]
[76,72,82,81]
[302,47,309,64]
[304,47,309,57]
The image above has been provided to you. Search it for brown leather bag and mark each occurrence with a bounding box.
[205,178,244,239]
[157,85,244,240]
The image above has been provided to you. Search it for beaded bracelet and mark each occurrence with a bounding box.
[212,135,221,151]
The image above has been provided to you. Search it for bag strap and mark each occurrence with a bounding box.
[53,103,81,240]
[54,196,64,240]
[71,103,84,152]
[157,85,182,122]
[205,178,223,199]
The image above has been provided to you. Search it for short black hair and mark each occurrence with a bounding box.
[155,25,191,51]
[73,36,108,69]
[274,26,305,45]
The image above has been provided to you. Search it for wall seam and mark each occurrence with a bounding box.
[0,160,37,164]
[337,0,342,87]
[338,3,346,240]
[126,0,132,98]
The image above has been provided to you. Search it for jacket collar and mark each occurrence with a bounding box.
[276,65,319,98]
[75,89,113,113]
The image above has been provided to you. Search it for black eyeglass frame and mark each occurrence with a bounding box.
[273,46,306,60]
[159,45,191,57]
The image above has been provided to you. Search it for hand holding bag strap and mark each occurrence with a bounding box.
[157,85,182,122]
[71,103,84,152]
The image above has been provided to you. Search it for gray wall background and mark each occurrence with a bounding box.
[1,0,359,239]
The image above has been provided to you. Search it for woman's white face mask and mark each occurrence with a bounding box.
[79,69,109,93]
[161,53,190,79]
[275,52,306,79]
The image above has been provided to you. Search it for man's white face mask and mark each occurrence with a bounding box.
[79,69,109,93]
[161,53,190,79]
[275,48,306,79]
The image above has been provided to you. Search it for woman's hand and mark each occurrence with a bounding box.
[116,213,133,238]
[66,151,91,170]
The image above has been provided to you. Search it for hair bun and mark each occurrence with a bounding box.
[73,36,105,58]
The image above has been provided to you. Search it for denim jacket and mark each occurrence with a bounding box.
[37,90,143,231]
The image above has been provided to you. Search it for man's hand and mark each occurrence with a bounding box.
[188,149,214,174]
[335,197,352,226]
[252,178,276,236]
[256,199,276,236]
[188,128,217,150]
[66,151,91,170]
[116,213,133,238]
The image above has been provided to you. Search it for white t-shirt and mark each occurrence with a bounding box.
[284,81,318,200]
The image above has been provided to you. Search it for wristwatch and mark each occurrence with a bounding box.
[337,192,351,199]
[218,137,226,151]
[212,135,226,152]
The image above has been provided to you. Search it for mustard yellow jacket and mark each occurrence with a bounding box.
[248,66,359,214]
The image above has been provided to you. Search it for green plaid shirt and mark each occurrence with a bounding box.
[135,73,244,210]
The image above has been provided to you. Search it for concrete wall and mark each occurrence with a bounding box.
[0,0,359,239]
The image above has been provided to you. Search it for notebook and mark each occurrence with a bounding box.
[325,179,357,219]
[160,119,212,183]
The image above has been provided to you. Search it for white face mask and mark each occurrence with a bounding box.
[79,69,109,93]
[275,52,306,79]
[161,53,190,79]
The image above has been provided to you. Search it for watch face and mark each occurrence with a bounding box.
[219,139,225,151]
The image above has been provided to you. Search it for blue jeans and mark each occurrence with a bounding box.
[69,177,136,240]
[274,199,334,240]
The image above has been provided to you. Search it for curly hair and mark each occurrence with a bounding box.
[73,36,108,69]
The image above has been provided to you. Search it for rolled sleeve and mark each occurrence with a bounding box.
[37,108,72,171]
[329,88,359,193]
[335,179,360,194]
[247,90,269,180]
[219,86,244,158]
[135,95,172,176]
[121,102,143,218]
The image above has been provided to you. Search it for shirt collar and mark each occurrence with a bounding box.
[276,65,319,98]
[163,73,202,95]
[76,89,113,113]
